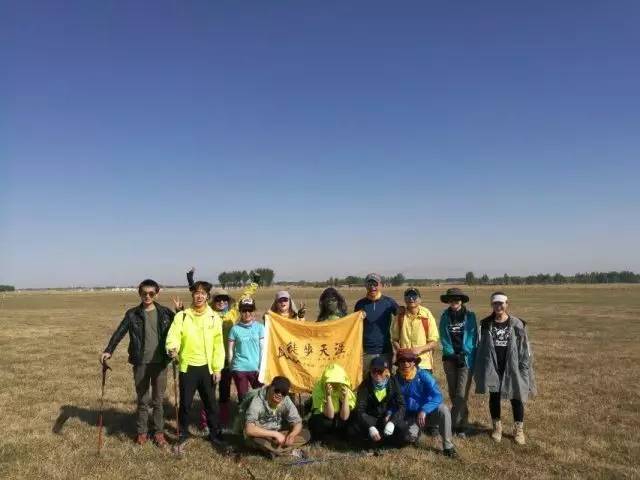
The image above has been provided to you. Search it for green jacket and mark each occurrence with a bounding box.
[311,363,357,413]
[166,306,225,374]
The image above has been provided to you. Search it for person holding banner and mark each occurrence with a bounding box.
[395,349,457,458]
[474,292,535,445]
[317,287,348,321]
[348,357,408,447]
[166,281,225,454]
[267,290,306,320]
[243,376,310,458]
[355,273,398,378]
[309,363,356,441]
[228,297,265,401]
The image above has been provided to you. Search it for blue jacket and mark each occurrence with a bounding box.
[439,308,478,370]
[396,369,443,415]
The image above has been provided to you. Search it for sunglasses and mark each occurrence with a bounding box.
[214,296,229,303]
[141,291,156,298]
[405,294,419,301]
[371,368,386,375]
[273,388,289,396]
[277,298,289,303]
[492,301,505,306]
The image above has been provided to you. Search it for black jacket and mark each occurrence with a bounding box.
[103,302,175,365]
[354,375,406,429]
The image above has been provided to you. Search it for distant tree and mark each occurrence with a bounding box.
[344,276,362,288]
[0,285,15,292]
[465,272,476,286]
[553,273,566,284]
[480,274,490,285]
[255,268,275,287]
[503,273,510,285]
[390,273,405,287]
[241,270,249,285]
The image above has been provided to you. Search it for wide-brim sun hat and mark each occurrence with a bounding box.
[440,287,470,304]
[395,348,422,366]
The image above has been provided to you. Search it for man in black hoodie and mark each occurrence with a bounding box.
[348,357,409,447]
[100,279,175,448]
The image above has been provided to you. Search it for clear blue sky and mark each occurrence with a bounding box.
[2,1,639,288]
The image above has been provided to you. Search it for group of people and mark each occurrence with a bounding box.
[100,271,535,459]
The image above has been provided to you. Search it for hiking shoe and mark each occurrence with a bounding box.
[290,448,307,459]
[513,422,526,445]
[172,440,187,456]
[135,433,148,446]
[491,420,502,443]
[443,447,458,458]
[153,432,169,449]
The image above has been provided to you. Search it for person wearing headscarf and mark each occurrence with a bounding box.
[309,363,356,441]
[317,287,348,321]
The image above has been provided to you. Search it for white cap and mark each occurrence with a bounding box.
[491,294,508,303]
[275,290,290,300]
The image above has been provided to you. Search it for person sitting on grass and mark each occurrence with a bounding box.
[395,349,458,458]
[348,357,408,448]
[243,376,310,458]
[474,292,536,445]
[100,279,174,449]
[228,297,265,401]
[309,363,356,442]
[316,287,348,321]
[166,281,225,455]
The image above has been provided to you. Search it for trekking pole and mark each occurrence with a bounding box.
[172,360,180,439]
[97,360,111,454]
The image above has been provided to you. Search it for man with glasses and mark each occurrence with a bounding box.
[354,273,399,377]
[243,376,310,458]
[100,279,175,448]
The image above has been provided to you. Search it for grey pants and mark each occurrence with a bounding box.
[442,359,473,431]
[406,404,454,450]
[362,353,392,378]
[133,363,168,434]
[245,428,311,456]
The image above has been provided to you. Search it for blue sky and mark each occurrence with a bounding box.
[2,1,639,288]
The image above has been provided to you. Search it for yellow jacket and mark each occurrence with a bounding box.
[166,306,225,374]
[391,306,440,370]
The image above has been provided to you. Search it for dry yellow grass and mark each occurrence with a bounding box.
[1,285,639,479]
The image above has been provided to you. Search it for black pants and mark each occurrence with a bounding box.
[347,416,409,448]
[489,392,524,422]
[309,414,349,441]
[179,365,217,441]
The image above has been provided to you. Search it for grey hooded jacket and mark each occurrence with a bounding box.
[474,314,536,402]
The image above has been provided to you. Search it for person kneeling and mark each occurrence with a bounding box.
[348,357,408,448]
[395,349,457,458]
[243,376,310,458]
[309,363,356,442]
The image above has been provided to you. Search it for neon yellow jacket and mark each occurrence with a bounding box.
[166,306,225,374]
[311,363,357,413]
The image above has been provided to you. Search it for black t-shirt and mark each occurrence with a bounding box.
[447,308,465,354]
[490,320,510,375]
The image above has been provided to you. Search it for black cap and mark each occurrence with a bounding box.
[369,356,389,371]
[270,376,291,395]
[404,287,421,298]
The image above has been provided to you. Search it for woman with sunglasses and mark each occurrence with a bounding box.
[474,292,536,445]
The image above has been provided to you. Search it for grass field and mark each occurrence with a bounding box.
[1,285,639,479]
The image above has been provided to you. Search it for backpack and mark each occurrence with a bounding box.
[232,387,263,435]
[396,307,431,340]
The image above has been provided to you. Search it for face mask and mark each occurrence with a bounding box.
[326,298,339,313]
[374,377,388,390]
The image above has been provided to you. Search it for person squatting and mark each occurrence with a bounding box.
[101,272,535,459]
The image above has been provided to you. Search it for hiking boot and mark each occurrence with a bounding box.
[443,447,458,458]
[135,433,148,446]
[513,422,525,445]
[491,420,502,443]
[172,440,187,456]
[153,432,169,449]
